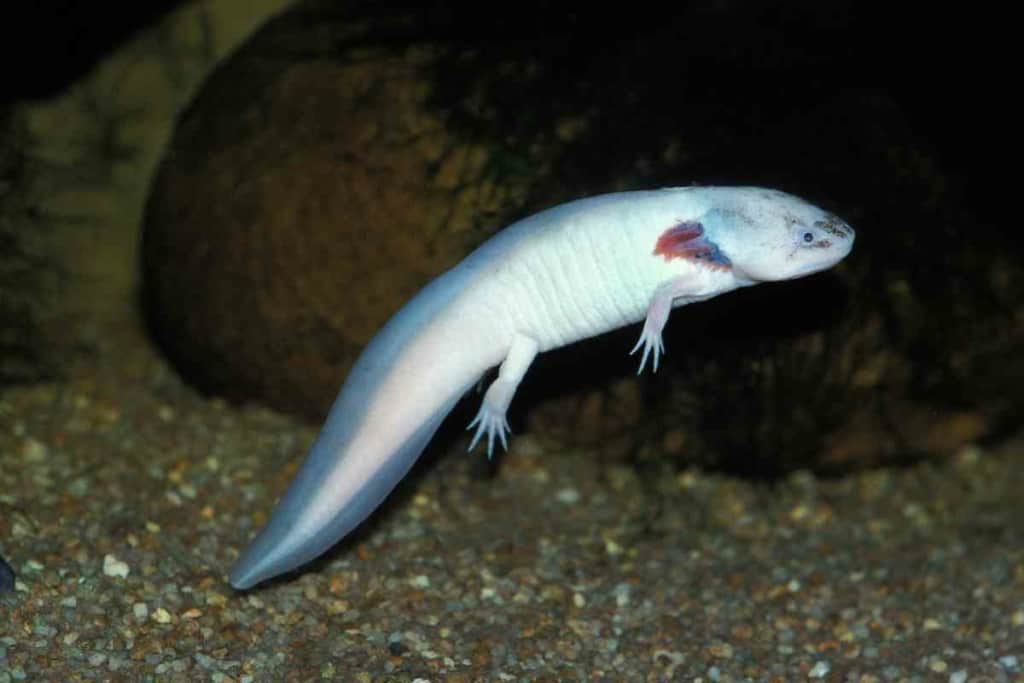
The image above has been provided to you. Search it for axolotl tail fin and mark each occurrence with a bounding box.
[228,382,470,590]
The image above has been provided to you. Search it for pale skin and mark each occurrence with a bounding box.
[229,186,855,589]
[467,274,704,457]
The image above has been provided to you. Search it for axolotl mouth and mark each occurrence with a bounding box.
[817,214,855,244]
[779,213,855,279]
[804,215,855,258]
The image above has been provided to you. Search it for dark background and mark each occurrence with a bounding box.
[0,1,1013,242]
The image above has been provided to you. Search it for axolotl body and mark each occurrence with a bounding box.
[230,186,854,589]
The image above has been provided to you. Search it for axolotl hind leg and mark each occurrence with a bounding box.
[468,333,539,459]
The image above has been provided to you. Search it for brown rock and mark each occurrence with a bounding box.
[142,13,536,420]
[823,398,991,468]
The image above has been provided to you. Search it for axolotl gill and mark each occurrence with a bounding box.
[229,186,854,589]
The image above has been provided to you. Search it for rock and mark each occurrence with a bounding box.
[142,8,541,419]
[823,398,991,468]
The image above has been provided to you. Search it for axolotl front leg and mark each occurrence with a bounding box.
[629,277,712,375]
[465,219,735,459]
[630,279,679,375]
[467,274,706,458]
[631,219,734,374]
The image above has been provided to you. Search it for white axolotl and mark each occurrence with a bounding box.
[229,186,854,589]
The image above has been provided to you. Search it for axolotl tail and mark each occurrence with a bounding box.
[228,377,471,589]
[228,236,516,589]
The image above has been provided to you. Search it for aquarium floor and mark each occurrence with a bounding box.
[2,322,1023,682]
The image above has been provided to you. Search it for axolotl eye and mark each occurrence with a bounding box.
[798,227,832,249]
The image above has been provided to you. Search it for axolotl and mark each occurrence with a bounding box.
[230,186,854,589]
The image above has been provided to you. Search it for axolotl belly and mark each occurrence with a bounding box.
[229,186,854,589]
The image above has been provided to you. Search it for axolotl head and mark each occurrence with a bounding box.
[700,188,855,283]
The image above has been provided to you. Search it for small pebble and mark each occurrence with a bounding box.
[708,642,733,659]
[555,488,580,504]
[21,438,48,463]
[103,554,130,579]
[613,582,631,607]
[808,661,831,678]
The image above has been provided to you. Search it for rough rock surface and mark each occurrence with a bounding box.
[143,14,538,419]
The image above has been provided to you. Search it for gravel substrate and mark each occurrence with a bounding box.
[1,326,1023,681]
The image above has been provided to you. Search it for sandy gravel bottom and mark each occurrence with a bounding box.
[1,326,1023,681]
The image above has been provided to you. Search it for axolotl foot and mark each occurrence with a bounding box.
[466,333,539,460]
[467,379,513,460]
[630,322,666,374]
